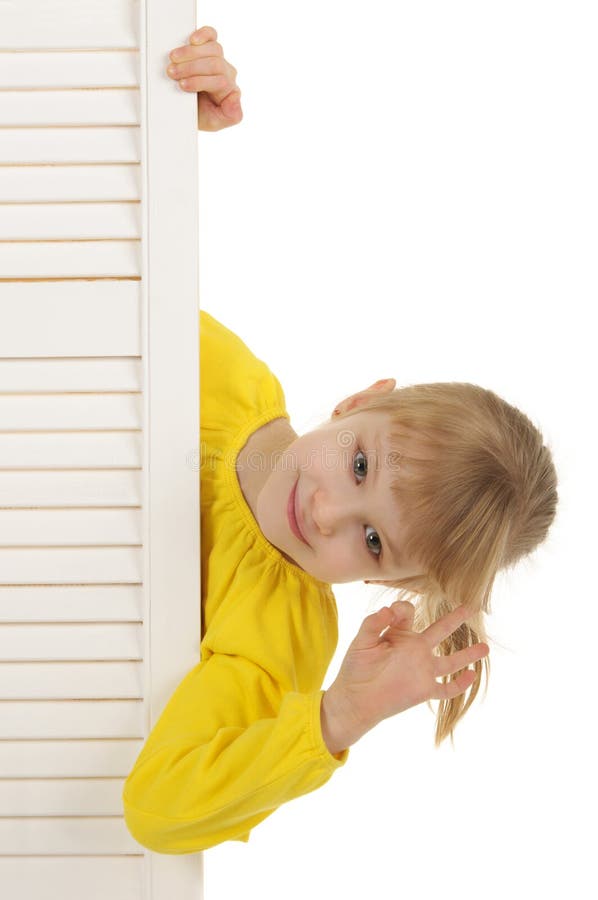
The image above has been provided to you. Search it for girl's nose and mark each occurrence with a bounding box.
[312,490,351,536]
[311,491,333,536]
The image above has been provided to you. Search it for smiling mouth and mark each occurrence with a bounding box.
[288,478,310,547]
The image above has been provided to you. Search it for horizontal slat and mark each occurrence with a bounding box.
[0,858,143,900]
[0,777,125,816]
[0,127,140,164]
[0,817,139,855]
[0,623,141,660]
[0,433,141,468]
[0,662,143,700]
[0,547,142,583]
[0,0,138,50]
[0,470,141,507]
[0,509,142,546]
[0,240,140,279]
[0,585,143,623]
[0,164,141,203]
[0,281,141,355]
[0,699,144,739]
[0,661,142,698]
[0,358,142,393]
[0,52,138,88]
[0,395,141,430]
[0,89,140,126]
[0,202,140,240]
[0,739,143,778]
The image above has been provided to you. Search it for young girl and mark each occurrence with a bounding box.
[122,27,559,854]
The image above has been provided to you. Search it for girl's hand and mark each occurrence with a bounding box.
[321,602,490,752]
[166,26,243,132]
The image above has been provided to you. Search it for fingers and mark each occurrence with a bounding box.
[167,47,229,90]
[169,37,223,65]
[190,26,218,45]
[174,71,230,98]
[168,26,218,65]
[431,667,477,701]
[433,641,489,679]
[422,604,473,649]
[429,639,489,701]
[166,28,238,100]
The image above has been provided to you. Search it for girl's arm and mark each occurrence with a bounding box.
[122,653,347,853]
[166,25,243,132]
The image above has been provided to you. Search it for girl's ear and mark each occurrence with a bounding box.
[333,378,396,418]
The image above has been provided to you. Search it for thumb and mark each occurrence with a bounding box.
[353,606,395,649]
[388,600,416,631]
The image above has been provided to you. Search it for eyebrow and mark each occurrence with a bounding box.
[373,432,402,571]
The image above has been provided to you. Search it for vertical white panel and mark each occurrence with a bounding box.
[141,0,202,896]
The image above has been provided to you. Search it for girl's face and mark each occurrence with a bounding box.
[254,410,425,585]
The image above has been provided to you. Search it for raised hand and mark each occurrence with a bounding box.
[321,602,490,754]
[166,26,243,132]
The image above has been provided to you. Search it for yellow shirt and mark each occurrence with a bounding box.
[122,311,349,853]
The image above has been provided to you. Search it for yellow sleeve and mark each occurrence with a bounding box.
[122,653,348,854]
[199,310,287,437]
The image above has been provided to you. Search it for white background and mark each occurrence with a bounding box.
[189,2,596,897]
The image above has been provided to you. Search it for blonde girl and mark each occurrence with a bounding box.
[122,27,558,853]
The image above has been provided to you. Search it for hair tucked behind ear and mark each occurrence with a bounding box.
[332,382,559,747]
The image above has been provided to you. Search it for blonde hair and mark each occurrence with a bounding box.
[332,382,558,747]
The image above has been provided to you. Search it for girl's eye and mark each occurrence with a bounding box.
[365,524,382,557]
[353,449,382,558]
[353,449,368,481]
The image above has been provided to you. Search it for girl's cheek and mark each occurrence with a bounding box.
[328,543,354,570]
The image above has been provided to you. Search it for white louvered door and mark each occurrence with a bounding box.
[0,2,201,898]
